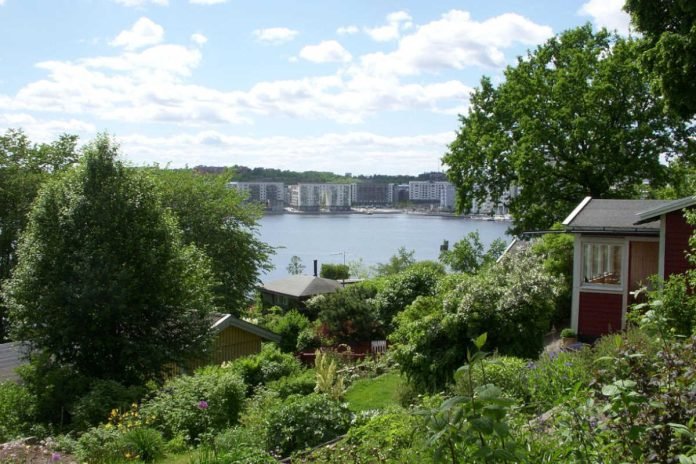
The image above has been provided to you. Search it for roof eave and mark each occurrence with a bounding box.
[562,196,592,226]
[635,195,696,225]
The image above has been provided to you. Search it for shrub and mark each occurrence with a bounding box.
[75,426,124,464]
[320,263,350,280]
[213,427,276,464]
[309,284,380,343]
[455,355,529,401]
[265,310,311,353]
[120,427,165,463]
[527,350,592,411]
[70,379,146,430]
[141,367,245,442]
[560,328,576,338]
[226,343,301,394]
[0,381,35,442]
[295,325,322,352]
[266,369,316,398]
[264,393,351,457]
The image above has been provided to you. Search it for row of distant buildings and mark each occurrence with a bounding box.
[228,181,518,215]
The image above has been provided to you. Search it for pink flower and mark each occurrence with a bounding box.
[51,452,61,462]
[197,400,209,410]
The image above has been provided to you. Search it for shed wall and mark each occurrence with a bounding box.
[664,210,694,278]
[578,292,623,337]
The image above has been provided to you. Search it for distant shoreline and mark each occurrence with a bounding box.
[263,207,511,221]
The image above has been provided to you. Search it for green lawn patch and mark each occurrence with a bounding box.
[345,372,403,412]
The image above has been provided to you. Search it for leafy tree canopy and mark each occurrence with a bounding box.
[320,263,350,280]
[149,168,272,313]
[3,135,215,385]
[287,255,305,275]
[439,231,507,273]
[374,247,416,276]
[443,25,693,234]
[624,0,696,119]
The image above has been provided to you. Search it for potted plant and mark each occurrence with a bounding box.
[560,328,577,347]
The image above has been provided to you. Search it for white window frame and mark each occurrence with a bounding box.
[579,238,625,292]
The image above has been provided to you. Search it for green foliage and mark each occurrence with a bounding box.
[75,425,124,464]
[439,231,506,273]
[70,380,146,431]
[264,393,351,457]
[418,334,527,464]
[141,367,245,442]
[0,129,79,342]
[226,343,301,394]
[443,26,691,234]
[455,356,529,402]
[309,284,380,343]
[320,263,350,280]
[374,246,416,276]
[264,309,310,353]
[0,381,35,442]
[624,0,696,119]
[560,328,576,339]
[4,135,216,385]
[375,261,446,332]
[526,351,592,412]
[120,427,165,463]
[150,167,272,314]
[266,369,316,399]
[345,372,403,412]
[635,274,696,338]
[391,250,559,392]
[286,255,305,275]
[531,225,574,325]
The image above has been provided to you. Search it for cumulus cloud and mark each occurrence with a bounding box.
[110,17,164,50]
[365,10,413,42]
[578,0,631,35]
[337,25,359,35]
[191,33,208,45]
[299,40,352,63]
[113,0,168,7]
[0,113,96,142]
[253,27,298,44]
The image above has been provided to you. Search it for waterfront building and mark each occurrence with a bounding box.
[351,182,394,206]
[288,183,353,211]
[408,181,453,204]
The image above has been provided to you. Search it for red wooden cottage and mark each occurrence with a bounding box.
[562,195,695,339]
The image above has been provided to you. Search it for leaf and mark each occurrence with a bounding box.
[474,333,488,350]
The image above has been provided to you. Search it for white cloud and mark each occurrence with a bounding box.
[337,25,359,35]
[113,0,168,7]
[578,0,631,35]
[365,10,412,42]
[189,0,228,4]
[253,27,299,45]
[117,130,454,174]
[299,40,352,63]
[0,113,96,142]
[355,10,553,77]
[110,17,164,50]
[191,33,208,45]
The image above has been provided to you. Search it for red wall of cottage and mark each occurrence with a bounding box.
[578,292,623,337]
[664,210,694,278]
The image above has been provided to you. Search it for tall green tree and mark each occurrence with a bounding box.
[150,168,272,313]
[624,0,696,120]
[443,26,693,234]
[0,129,79,342]
[374,247,416,276]
[3,135,215,385]
[439,231,507,273]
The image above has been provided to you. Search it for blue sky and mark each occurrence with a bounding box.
[0,0,631,174]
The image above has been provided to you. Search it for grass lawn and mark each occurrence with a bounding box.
[344,371,403,412]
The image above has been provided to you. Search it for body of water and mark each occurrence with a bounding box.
[257,213,510,283]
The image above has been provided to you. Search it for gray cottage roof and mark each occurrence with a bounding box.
[261,275,342,298]
[562,197,672,235]
[635,195,696,224]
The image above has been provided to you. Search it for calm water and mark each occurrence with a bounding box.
[257,213,510,283]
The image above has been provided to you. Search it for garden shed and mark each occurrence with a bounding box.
[562,196,695,340]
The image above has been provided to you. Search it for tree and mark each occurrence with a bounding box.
[150,168,272,313]
[3,135,215,385]
[287,256,305,275]
[307,284,380,343]
[374,247,416,276]
[439,231,507,273]
[443,26,693,234]
[624,0,696,120]
[320,263,350,280]
[0,129,79,342]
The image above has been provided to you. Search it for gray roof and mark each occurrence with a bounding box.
[563,197,672,235]
[0,342,29,383]
[636,195,696,224]
[211,313,281,343]
[261,275,342,298]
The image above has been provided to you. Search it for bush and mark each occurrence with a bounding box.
[266,369,316,398]
[120,427,165,462]
[265,310,311,353]
[213,427,276,464]
[309,284,380,343]
[75,426,124,464]
[320,263,350,280]
[70,380,146,430]
[527,350,592,411]
[0,381,35,442]
[560,328,576,338]
[264,393,351,457]
[141,367,245,442]
[455,355,530,401]
[226,343,301,394]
